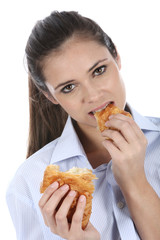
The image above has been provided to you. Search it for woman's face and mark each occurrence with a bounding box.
[43,38,126,130]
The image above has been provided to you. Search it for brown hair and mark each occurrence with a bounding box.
[25,11,117,158]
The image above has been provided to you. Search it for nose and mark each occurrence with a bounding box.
[82,84,102,104]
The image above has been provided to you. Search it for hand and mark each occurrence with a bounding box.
[39,182,100,240]
[101,113,148,193]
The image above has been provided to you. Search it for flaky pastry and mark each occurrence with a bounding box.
[94,103,132,132]
[40,165,97,229]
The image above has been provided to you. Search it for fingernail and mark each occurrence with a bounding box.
[51,182,59,189]
[105,121,109,126]
[79,195,86,202]
[68,190,76,197]
[60,184,69,191]
[109,115,114,119]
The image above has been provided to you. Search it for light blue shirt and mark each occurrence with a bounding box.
[6,105,160,240]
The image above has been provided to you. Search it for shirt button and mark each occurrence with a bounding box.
[111,165,113,171]
[117,201,125,209]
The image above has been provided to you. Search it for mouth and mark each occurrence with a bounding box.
[89,101,114,116]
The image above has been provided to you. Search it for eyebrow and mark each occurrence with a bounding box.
[88,58,108,72]
[54,58,108,90]
[54,80,75,90]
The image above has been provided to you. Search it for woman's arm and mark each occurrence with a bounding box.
[123,176,160,239]
[6,191,45,240]
[102,113,160,240]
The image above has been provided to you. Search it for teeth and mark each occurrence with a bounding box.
[92,103,109,114]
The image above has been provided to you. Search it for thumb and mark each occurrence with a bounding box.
[84,221,100,240]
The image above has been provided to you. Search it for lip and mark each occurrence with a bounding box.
[89,101,113,114]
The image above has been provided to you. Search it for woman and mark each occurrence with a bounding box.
[6,11,160,240]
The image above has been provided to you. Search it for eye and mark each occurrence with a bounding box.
[93,65,106,76]
[61,84,75,93]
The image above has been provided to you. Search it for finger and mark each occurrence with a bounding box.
[105,117,138,143]
[109,113,145,139]
[43,184,70,231]
[102,138,121,160]
[70,195,86,231]
[102,129,128,151]
[39,182,59,226]
[55,190,77,236]
[39,181,59,209]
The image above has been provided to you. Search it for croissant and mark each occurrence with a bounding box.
[40,165,97,229]
[94,103,132,132]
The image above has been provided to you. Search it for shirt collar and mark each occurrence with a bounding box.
[50,117,86,164]
[50,105,160,164]
[128,104,160,132]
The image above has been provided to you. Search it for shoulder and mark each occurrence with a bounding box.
[6,139,59,197]
[20,138,59,174]
[145,116,160,129]
[129,105,160,132]
[6,117,74,197]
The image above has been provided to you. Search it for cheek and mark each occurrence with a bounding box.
[55,97,79,114]
[108,67,125,91]
[54,89,82,111]
[117,73,126,94]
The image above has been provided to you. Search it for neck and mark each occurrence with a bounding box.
[72,120,111,168]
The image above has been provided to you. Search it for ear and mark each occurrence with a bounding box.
[115,51,121,70]
[42,91,59,105]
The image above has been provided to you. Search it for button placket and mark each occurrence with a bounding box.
[107,164,125,210]
[107,169,140,239]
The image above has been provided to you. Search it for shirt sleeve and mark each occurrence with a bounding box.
[6,190,44,240]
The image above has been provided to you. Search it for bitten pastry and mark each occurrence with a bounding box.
[40,165,97,229]
[94,103,132,132]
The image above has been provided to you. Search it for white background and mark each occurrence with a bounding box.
[1,0,160,239]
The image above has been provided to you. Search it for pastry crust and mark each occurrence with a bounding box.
[94,104,132,132]
[40,165,97,229]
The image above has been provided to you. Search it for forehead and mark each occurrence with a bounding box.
[55,37,110,58]
[43,39,112,83]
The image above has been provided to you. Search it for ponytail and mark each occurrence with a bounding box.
[26,76,68,158]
